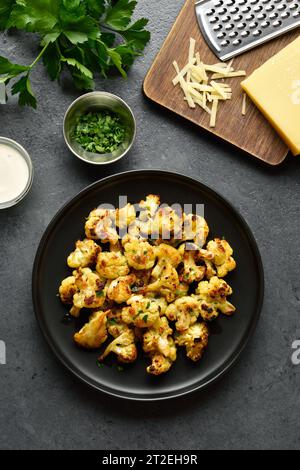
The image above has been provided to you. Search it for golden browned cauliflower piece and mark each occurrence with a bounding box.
[151,206,183,240]
[73,268,106,310]
[67,239,101,269]
[165,296,201,332]
[96,251,129,279]
[107,274,136,304]
[146,262,180,302]
[85,208,119,244]
[144,244,182,301]
[143,317,177,375]
[182,213,209,248]
[147,354,174,375]
[121,295,161,327]
[116,204,136,230]
[99,328,137,363]
[124,240,156,270]
[195,276,236,321]
[74,310,108,349]
[206,238,236,278]
[178,243,206,284]
[59,276,78,304]
[175,322,209,362]
[139,194,161,218]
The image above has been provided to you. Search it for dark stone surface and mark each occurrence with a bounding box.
[0,1,299,450]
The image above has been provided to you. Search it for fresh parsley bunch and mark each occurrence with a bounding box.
[0,0,150,108]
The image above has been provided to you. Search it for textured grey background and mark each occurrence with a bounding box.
[0,0,300,451]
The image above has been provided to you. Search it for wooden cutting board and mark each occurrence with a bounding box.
[144,0,299,165]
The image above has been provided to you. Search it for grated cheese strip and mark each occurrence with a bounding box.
[173,61,195,108]
[242,93,247,116]
[210,80,228,99]
[210,99,219,127]
[211,70,246,79]
[172,58,196,85]
[189,38,196,64]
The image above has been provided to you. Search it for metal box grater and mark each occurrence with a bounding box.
[195,0,300,61]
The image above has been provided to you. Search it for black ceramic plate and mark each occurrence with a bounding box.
[32,170,264,401]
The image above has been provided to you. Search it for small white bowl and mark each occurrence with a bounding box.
[0,137,34,209]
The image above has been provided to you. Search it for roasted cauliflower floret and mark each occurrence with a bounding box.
[116,203,136,230]
[151,205,183,240]
[195,276,236,320]
[67,239,101,269]
[178,243,205,284]
[144,244,182,301]
[175,322,209,362]
[146,262,180,302]
[165,296,202,332]
[73,268,106,310]
[154,243,182,267]
[206,238,236,278]
[139,194,160,218]
[85,208,119,244]
[178,243,214,283]
[99,328,137,363]
[121,295,161,327]
[182,213,209,248]
[143,317,177,375]
[147,355,173,375]
[124,240,156,270]
[107,274,136,304]
[96,251,129,279]
[59,276,78,304]
[74,310,108,349]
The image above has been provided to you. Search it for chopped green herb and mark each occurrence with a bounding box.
[143,314,148,323]
[138,309,143,314]
[74,111,126,154]
[96,290,105,297]
[96,361,104,369]
[108,318,118,325]
[146,302,151,309]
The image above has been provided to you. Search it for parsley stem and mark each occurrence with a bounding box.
[29,43,49,69]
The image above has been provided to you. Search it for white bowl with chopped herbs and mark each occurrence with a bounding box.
[63,92,136,165]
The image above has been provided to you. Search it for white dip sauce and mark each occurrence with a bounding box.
[0,143,29,204]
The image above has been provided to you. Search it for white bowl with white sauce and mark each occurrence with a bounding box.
[0,137,34,209]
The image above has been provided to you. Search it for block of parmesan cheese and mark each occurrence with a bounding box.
[241,36,300,156]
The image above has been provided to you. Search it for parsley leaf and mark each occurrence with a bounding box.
[0,0,15,30]
[105,0,137,31]
[11,75,37,108]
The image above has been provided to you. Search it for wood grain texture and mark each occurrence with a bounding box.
[143,0,299,165]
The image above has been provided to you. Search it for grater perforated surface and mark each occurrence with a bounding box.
[195,0,300,60]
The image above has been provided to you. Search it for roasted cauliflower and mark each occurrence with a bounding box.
[175,322,209,362]
[67,239,101,269]
[196,276,236,320]
[206,238,236,278]
[59,276,78,304]
[85,208,119,244]
[107,274,136,304]
[72,268,107,310]
[143,317,177,375]
[96,251,129,279]
[74,310,108,349]
[124,240,156,270]
[59,194,238,376]
[99,328,137,363]
[121,295,161,328]
[165,296,202,332]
